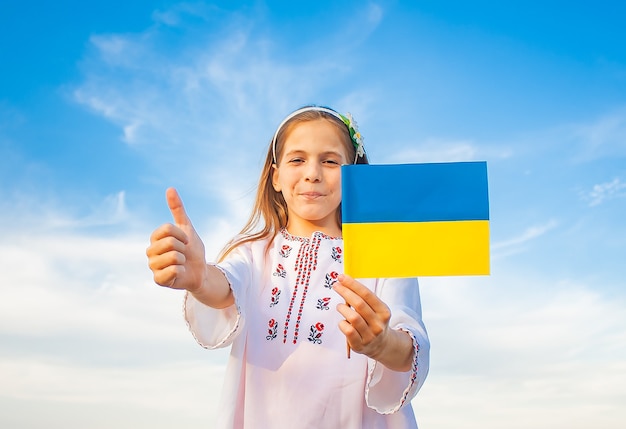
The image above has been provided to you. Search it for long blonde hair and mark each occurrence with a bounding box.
[218,107,359,261]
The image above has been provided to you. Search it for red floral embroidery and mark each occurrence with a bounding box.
[273,263,287,278]
[269,287,281,307]
[316,297,331,310]
[308,322,324,344]
[331,246,342,262]
[266,318,278,341]
[324,271,339,288]
[279,244,292,258]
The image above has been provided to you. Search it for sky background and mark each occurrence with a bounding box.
[1,1,626,427]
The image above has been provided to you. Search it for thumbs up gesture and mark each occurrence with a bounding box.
[146,188,207,292]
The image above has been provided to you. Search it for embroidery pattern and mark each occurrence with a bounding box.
[316,297,331,310]
[283,241,309,343]
[308,322,324,344]
[281,233,323,344]
[281,228,340,241]
[331,246,342,262]
[279,244,292,258]
[324,271,339,289]
[291,234,322,343]
[266,318,278,341]
[273,229,342,345]
[273,263,287,278]
[269,287,281,307]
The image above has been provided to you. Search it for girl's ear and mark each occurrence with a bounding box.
[271,164,281,192]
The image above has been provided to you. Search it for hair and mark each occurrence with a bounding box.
[218,106,364,261]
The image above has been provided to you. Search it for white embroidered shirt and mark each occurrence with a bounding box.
[184,229,430,429]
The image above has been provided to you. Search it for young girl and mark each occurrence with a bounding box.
[146,106,430,428]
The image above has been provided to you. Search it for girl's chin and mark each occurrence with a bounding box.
[287,217,340,233]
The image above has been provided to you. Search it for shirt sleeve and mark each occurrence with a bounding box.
[183,242,253,349]
[365,277,430,414]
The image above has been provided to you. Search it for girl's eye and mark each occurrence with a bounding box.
[324,159,340,165]
[288,158,304,164]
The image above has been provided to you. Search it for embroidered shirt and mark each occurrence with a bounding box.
[184,229,430,429]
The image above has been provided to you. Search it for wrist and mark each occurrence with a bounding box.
[188,264,235,309]
[186,263,210,294]
[372,328,414,372]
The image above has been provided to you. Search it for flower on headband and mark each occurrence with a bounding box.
[340,113,365,158]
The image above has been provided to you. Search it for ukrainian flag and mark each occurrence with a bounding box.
[341,161,490,278]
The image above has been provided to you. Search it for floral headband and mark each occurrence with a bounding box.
[271,106,367,165]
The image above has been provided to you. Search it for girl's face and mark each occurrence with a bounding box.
[272,119,349,237]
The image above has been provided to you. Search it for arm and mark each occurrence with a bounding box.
[146,187,234,309]
[335,275,430,413]
[333,274,414,372]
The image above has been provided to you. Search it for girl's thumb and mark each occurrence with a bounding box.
[166,187,192,227]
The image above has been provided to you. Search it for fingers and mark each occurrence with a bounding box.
[151,258,186,287]
[335,290,378,332]
[334,275,391,353]
[335,274,391,321]
[146,235,186,267]
[149,223,188,246]
[166,187,192,228]
[146,223,189,288]
[336,299,383,343]
[146,243,185,287]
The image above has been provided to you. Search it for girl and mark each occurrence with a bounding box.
[146,106,430,428]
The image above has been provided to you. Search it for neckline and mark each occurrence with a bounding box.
[280,227,342,242]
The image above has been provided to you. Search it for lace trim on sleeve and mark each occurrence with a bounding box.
[182,263,242,349]
[365,326,422,414]
[397,327,420,410]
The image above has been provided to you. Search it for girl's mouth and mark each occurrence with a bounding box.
[300,192,324,199]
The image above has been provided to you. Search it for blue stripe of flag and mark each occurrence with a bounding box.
[341,162,489,224]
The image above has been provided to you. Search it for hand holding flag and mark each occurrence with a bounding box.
[333,274,415,371]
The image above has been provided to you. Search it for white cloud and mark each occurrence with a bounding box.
[72,10,351,152]
[73,191,130,228]
[0,358,226,429]
[583,177,626,206]
[150,2,218,27]
[0,203,230,428]
[0,358,223,405]
[0,190,132,231]
[416,275,626,428]
[0,230,175,338]
[366,3,384,27]
[491,219,558,258]
[0,190,230,349]
[382,137,512,164]
[385,139,478,163]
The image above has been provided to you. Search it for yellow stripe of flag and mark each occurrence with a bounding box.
[343,220,490,278]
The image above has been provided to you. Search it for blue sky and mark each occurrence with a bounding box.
[1,1,625,427]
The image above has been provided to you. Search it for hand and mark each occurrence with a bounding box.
[333,274,392,360]
[333,274,414,371]
[146,188,207,292]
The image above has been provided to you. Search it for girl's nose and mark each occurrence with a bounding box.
[304,163,322,182]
